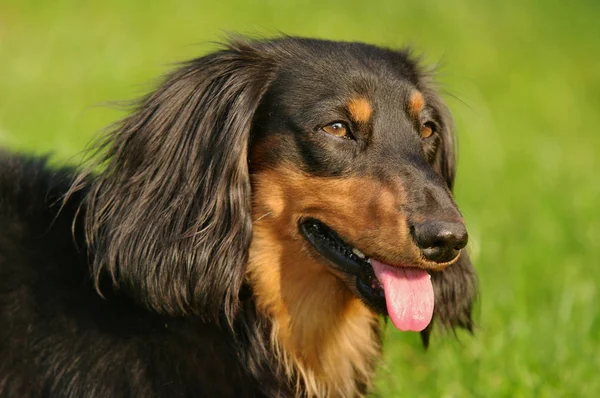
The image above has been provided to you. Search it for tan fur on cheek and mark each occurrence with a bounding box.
[247,169,382,397]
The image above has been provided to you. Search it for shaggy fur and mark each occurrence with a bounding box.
[0,37,477,397]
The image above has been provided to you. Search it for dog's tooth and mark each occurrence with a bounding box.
[352,248,366,259]
[428,273,432,280]
[366,258,372,264]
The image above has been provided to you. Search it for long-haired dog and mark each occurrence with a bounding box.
[0,36,477,397]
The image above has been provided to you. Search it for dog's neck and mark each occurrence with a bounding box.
[247,220,382,397]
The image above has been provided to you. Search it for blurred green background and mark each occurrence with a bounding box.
[1,0,598,396]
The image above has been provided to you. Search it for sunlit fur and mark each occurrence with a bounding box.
[0,36,477,397]
[248,168,384,396]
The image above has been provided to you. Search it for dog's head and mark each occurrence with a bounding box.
[82,36,476,348]
[248,40,476,342]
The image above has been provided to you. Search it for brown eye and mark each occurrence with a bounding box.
[421,122,436,139]
[322,122,351,139]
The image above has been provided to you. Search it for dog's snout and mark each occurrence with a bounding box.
[411,221,468,263]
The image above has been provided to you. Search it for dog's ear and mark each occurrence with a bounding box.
[80,39,278,324]
[419,81,478,347]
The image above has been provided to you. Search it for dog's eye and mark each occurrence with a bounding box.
[421,122,437,139]
[322,122,352,139]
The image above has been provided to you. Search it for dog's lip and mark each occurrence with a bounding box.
[298,217,369,275]
[298,217,429,314]
[298,217,427,273]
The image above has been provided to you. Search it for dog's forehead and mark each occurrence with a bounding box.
[283,39,419,79]
[270,42,421,114]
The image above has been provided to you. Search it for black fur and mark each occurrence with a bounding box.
[0,37,477,397]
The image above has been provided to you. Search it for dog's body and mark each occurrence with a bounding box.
[0,37,476,397]
[0,157,286,397]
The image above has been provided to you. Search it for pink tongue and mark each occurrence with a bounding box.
[370,259,434,332]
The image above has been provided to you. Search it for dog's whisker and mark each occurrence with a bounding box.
[253,211,273,223]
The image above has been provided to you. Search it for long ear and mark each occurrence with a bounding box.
[79,39,278,324]
[419,80,478,347]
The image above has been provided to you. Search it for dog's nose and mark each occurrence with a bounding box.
[411,221,468,263]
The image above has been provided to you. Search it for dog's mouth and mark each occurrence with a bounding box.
[299,218,434,332]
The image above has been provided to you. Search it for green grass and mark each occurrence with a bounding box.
[1,0,598,396]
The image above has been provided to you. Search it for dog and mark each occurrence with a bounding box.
[0,36,477,397]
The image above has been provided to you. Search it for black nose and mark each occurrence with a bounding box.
[411,221,468,263]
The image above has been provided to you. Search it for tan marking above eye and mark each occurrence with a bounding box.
[347,97,372,123]
[408,91,425,119]
[421,122,434,139]
[322,122,349,138]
